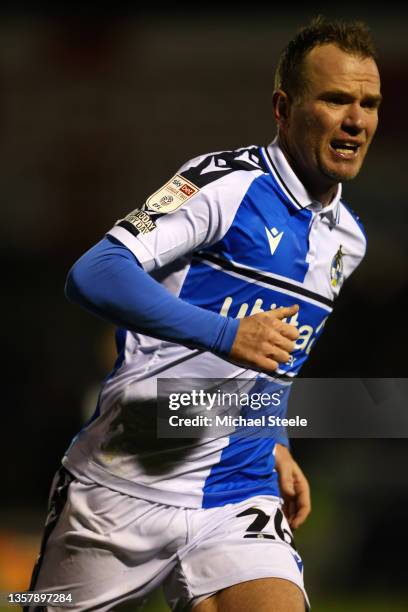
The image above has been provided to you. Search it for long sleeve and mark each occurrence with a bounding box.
[65,236,239,356]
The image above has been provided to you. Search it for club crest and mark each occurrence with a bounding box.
[330,245,344,287]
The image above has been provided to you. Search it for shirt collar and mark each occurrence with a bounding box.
[264,137,341,224]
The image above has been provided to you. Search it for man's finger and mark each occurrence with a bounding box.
[279,323,300,341]
[250,356,279,373]
[266,346,291,364]
[287,499,298,526]
[271,334,296,353]
[291,504,311,530]
[267,304,299,320]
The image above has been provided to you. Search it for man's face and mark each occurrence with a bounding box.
[277,43,382,200]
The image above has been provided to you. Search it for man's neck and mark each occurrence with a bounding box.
[277,136,338,207]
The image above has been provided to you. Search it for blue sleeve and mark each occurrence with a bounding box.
[65,236,240,356]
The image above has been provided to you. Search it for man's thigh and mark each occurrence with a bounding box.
[194,578,305,612]
[165,495,309,611]
[29,468,186,611]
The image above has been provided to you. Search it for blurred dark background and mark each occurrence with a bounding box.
[1,5,407,611]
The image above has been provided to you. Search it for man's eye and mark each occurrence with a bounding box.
[362,100,380,110]
[320,95,348,106]
[327,97,347,105]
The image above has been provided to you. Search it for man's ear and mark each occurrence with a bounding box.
[273,89,291,127]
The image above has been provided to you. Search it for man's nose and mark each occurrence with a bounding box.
[342,103,365,134]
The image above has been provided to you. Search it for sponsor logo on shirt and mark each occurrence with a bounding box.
[220,296,328,359]
[145,174,199,213]
[180,183,196,196]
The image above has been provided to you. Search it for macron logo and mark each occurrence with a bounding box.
[265,226,284,255]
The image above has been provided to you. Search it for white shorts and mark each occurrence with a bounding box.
[29,468,310,611]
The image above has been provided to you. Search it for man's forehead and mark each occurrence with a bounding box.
[304,43,380,90]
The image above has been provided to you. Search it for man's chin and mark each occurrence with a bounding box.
[323,163,362,183]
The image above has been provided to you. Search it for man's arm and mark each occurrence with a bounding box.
[66,235,239,356]
[66,235,299,373]
[275,444,311,529]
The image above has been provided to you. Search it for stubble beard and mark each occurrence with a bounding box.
[319,156,363,184]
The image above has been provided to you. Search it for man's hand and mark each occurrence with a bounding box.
[275,443,311,530]
[229,305,300,373]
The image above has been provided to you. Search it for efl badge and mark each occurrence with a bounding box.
[144,174,199,214]
[330,245,344,287]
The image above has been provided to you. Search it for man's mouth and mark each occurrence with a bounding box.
[329,140,361,159]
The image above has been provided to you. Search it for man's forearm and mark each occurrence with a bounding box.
[65,236,239,355]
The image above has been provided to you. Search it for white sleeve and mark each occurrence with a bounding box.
[107,149,264,272]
